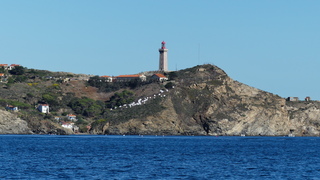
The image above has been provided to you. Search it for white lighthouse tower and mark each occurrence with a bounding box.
[159,41,168,72]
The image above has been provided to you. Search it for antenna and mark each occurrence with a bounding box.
[198,44,200,65]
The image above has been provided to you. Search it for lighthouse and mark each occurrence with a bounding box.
[159,41,168,72]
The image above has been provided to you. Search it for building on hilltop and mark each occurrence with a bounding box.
[0,64,8,69]
[8,64,20,70]
[286,97,299,102]
[151,74,168,82]
[0,64,21,70]
[100,75,114,82]
[159,41,168,72]
[115,74,146,82]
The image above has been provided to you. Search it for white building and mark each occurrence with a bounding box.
[6,105,18,111]
[66,114,77,121]
[61,122,74,129]
[37,104,49,113]
[151,74,168,82]
[100,75,114,82]
[115,74,146,82]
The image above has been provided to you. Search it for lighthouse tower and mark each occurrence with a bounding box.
[159,41,168,72]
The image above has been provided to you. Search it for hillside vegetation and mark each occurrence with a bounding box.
[1,64,320,136]
[0,66,169,134]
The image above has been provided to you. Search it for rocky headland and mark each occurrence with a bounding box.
[90,64,320,136]
[1,64,320,136]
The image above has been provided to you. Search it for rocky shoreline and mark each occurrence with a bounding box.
[2,64,320,136]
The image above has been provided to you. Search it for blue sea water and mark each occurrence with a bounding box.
[0,135,320,179]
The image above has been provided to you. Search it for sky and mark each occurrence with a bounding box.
[0,1,320,100]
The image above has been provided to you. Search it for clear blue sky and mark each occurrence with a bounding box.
[0,1,319,100]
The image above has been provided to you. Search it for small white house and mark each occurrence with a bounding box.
[61,122,74,129]
[6,105,18,111]
[100,75,114,82]
[286,97,299,102]
[151,74,168,82]
[0,64,8,69]
[7,64,20,70]
[37,104,49,113]
[66,114,77,121]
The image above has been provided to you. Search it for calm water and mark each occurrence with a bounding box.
[0,135,319,179]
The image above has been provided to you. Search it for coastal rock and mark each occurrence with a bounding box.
[94,64,320,136]
[0,109,32,134]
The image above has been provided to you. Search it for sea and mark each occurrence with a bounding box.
[0,135,319,180]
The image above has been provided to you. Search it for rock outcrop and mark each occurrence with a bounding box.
[286,101,320,136]
[92,64,320,136]
[0,109,32,134]
[2,64,319,136]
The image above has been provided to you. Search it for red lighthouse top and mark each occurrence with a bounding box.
[161,41,166,49]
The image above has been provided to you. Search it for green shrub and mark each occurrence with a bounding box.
[165,82,175,89]
[68,97,104,117]
[106,90,135,108]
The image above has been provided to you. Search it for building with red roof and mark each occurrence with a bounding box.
[151,74,168,82]
[115,74,146,82]
[37,104,49,113]
[100,75,114,82]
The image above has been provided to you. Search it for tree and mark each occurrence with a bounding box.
[168,71,178,80]
[165,82,175,89]
[9,66,25,75]
[68,97,104,117]
[7,77,14,84]
[106,90,135,108]
[14,75,27,82]
[42,93,60,111]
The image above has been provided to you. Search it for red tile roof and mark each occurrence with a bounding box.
[101,75,111,78]
[154,74,167,78]
[0,64,8,66]
[0,73,4,76]
[10,64,20,66]
[116,75,141,78]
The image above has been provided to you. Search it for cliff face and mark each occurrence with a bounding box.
[2,64,319,136]
[95,64,320,136]
[0,109,32,134]
[286,101,320,136]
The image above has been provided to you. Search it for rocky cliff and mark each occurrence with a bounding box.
[0,109,32,134]
[2,64,320,136]
[91,64,320,136]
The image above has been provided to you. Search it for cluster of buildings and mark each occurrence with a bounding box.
[37,104,78,131]
[0,64,21,70]
[100,41,170,82]
[0,64,21,82]
[99,73,168,83]
[57,114,79,133]
[6,103,79,132]
[286,96,311,102]
[2,42,171,132]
